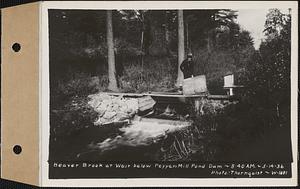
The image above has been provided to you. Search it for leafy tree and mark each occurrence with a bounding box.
[243,9,291,126]
[264,9,290,38]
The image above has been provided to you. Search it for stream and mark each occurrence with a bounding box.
[50,117,197,161]
[49,95,214,161]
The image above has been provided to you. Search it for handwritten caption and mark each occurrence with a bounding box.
[52,162,289,178]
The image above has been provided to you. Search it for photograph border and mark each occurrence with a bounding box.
[40,1,298,187]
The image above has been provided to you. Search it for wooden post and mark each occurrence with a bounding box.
[229,88,234,96]
[194,98,201,115]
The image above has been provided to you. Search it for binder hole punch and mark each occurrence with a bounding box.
[13,145,22,155]
[12,43,21,52]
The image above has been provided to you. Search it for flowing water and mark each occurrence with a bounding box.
[50,93,226,162]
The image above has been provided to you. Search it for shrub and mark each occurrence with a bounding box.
[52,72,108,101]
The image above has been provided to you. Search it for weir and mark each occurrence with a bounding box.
[101,73,241,116]
[102,91,234,116]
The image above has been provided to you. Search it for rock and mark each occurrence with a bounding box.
[119,104,128,113]
[103,111,117,119]
[88,93,139,125]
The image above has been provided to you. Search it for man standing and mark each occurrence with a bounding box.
[180,53,194,79]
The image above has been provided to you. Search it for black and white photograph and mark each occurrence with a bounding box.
[43,1,297,183]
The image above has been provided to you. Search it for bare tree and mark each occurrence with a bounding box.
[176,10,185,87]
[106,10,118,91]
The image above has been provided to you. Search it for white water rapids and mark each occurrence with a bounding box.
[88,118,192,152]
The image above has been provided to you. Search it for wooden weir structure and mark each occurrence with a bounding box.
[102,92,232,114]
[102,75,238,115]
[102,74,238,101]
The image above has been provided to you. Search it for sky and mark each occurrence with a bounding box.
[236,9,269,49]
[236,9,289,49]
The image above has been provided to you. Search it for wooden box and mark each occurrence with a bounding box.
[183,75,207,95]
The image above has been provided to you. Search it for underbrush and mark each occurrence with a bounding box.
[50,47,250,100]
[157,101,291,162]
[51,56,178,101]
[119,57,176,92]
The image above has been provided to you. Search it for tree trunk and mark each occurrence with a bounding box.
[176,10,185,87]
[186,21,189,53]
[106,10,118,91]
[207,32,211,53]
[165,11,170,50]
[140,13,145,74]
[165,24,169,44]
[204,31,211,74]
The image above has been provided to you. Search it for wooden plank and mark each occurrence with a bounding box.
[223,85,244,88]
[207,95,231,100]
[102,92,207,98]
[149,91,182,95]
[134,117,192,126]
